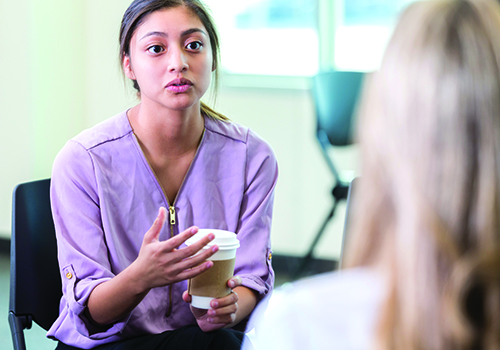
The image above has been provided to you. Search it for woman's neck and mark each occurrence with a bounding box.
[127,102,204,157]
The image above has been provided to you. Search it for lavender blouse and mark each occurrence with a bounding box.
[47,111,277,349]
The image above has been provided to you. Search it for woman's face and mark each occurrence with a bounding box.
[124,6,213,113]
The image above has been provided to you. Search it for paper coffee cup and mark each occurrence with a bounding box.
[185,229,240,309]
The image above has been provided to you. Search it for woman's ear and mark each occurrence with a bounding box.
[123,55,136,80]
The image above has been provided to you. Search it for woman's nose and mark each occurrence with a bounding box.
[168,48,188,73]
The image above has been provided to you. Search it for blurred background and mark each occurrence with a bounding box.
[0,0,416,347]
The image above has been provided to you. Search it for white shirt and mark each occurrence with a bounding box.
[243,268,384,350]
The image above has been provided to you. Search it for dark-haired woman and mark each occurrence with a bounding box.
[48,1,277,349]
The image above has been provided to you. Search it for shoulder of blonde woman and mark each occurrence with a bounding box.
[243,268,385,350]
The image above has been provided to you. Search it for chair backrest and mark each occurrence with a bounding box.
[9,178,61,349]
[338,177,358,270]
[312,71,365,146]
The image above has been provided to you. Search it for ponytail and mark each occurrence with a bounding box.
[200,101,229,122]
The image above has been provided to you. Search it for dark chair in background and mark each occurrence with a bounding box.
[293,71,365,279]
[9,178,61,350]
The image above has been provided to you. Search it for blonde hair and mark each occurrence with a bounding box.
[344,0,500,349]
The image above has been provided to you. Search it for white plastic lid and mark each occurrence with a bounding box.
[185,229,240,251]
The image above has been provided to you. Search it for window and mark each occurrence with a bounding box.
[206,0,419,78]
[334,0,418,71]
[206,0,319,77]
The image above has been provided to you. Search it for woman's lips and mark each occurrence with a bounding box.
[167,84,191,93]
[166,78,193,93]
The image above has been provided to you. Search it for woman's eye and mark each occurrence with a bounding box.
[186,41,202,51]
[147,45,164,54]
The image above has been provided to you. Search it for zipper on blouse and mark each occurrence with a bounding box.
[132,130,206,319]
[169,206,176,226]
[163,132,204,317]
[166,205,176,317]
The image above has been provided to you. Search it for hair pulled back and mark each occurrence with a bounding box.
[119,0,227,121]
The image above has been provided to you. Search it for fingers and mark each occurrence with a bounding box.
[166,226,200,248]
[159,228,218,267]
[157,230,218,278]
[210,290,239,309]
[143,207,167,244]
[162,226,211,252]
[177,259,214,281]
[138,222,219,287]
[206,310,236,325]
[206,291,239,324]
[182,290,192,303]
[227,276,242,289]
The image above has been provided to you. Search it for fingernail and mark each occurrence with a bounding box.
[208,233,215,240]
[191,227,198,234]
[208,318,213,323]
[211,245,219,253]
[208,310,215,316]
[229,280,235,288]
[211,301,218,308]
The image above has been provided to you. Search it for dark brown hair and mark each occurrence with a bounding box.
[119,0,227,120]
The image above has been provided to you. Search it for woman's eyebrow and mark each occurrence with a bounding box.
[180,28,207,37]
[139,28,207,41]
[140,31,167,41]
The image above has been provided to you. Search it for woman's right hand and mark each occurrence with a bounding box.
[133,207,218,291]
[88,207,216,326]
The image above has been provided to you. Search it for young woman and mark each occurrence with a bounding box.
[245,0,500,349]
[48,1,277,349]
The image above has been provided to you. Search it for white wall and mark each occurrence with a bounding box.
[0,0,33,237]
[0,0,135,239]
[215,85,358,259]
[0,0,358,260]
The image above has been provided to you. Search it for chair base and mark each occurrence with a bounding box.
[9,311,30,350]
[291,181,350,280]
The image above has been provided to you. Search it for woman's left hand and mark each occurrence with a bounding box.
[182,276,243,332]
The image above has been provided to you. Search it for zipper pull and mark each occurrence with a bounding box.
[169,206,176,225]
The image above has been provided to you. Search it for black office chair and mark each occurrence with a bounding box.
[9,178,61,350]
[293,71,364,279]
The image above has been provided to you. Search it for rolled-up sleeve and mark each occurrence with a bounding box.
[234,131,278,300]
[49,140,130,340]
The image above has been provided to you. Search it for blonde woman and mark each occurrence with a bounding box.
[244,0,500,349]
